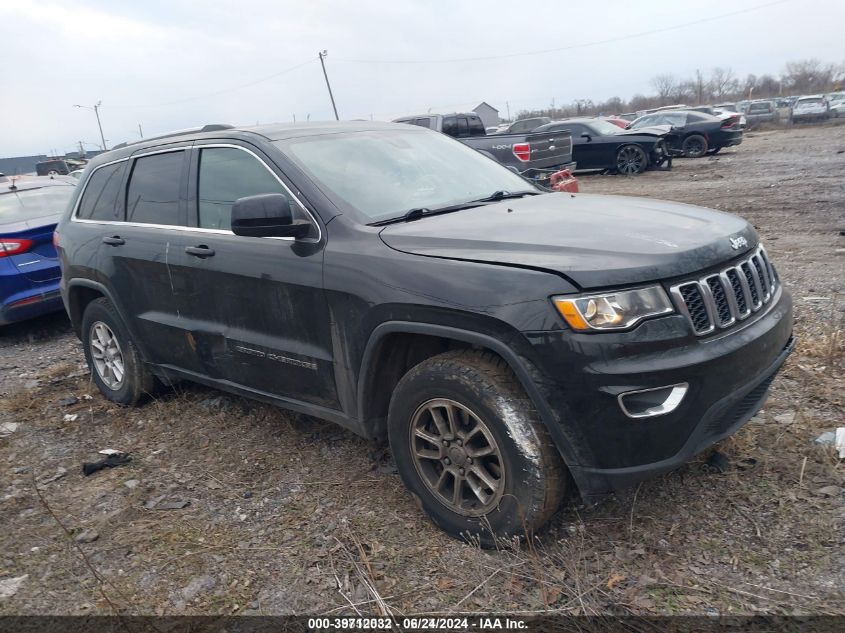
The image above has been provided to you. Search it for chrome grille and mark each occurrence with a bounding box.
[670,246,779,336]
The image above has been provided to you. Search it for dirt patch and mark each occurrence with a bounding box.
[1,125,843,616]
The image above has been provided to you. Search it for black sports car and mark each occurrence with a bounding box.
[628,110,743,157]
[534,119,671,175]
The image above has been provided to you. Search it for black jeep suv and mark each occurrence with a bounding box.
[56,121,793,544]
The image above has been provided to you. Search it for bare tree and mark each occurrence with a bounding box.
[709,67,737,100]
[782,59,836,94]
[651,74,675,106]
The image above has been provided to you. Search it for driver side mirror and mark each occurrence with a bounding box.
[580,132,592,141]
[231,193,311,239]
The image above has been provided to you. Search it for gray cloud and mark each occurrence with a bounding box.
[1,0,841,156]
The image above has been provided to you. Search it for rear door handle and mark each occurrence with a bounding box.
[102,236,125,246]
[185,245,215,258]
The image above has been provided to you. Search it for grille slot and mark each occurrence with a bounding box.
[705,276,733,326]
[678,284,711,334]
[671,246,779,337]
[725,269,749,316]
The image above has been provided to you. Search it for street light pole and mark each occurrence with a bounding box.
[318,50,339,121]
[74,101,107,150]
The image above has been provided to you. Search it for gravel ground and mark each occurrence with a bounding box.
[1,123,843,617]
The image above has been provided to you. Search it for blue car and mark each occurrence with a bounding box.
[1,176,76,325]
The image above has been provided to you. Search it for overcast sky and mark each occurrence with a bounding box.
[1,0,842,157]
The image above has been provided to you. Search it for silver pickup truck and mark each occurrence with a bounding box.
[394,112,575,182]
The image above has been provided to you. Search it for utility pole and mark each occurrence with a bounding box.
[318,50,339,120]
[138,123,144,138]
[73,101,107,150]
[506,101,511,122]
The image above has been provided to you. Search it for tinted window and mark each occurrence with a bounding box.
[77,162,126,221]
[442,116,458,136]
[197,147,287,230]
[413,117,433,129]
[468,116,485,136]
[457,117,469,137]
[126,151,184,225]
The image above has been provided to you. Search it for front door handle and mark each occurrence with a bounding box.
[102,236,125,246]
[185,245,215,258]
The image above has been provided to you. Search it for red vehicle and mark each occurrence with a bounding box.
[601,117,631,129]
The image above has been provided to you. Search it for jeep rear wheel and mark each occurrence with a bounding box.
[81,298,155,405]
[388,350,567,546]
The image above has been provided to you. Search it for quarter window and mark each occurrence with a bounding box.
[126,151,184,225]
[77,162,127,221]
[197,147,287,230]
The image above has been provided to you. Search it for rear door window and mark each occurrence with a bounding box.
[441,116,458,136]
[126,151,185,226]
[468,116,485,136]
[456,117,469,137]
[77,162,127,221]
[197,147,290,230]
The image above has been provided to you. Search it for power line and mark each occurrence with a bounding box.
[335,0,790,65]
[108,59,316,109]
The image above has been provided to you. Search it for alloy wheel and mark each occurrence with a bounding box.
[617,146,646,175]
[89,321,125,390]
[409,398,505,516]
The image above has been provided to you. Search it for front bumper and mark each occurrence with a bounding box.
[522,284,793,501]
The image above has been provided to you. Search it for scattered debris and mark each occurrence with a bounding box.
[62,413,78,423]
[815,485,843,498]
[706,450,731,473]
[124,479,140,489]
[74,529,99,544]
[82,454,131,476]
[37,467,68,486]
[815,431,836,445]
[144,495,190,510]
[0,575,28,599]
[57,396,79,407]
[836,428,845,459]
[98,448,125,456]
[774,412,796,424]
[0,422,19,438]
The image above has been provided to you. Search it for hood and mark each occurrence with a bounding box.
[379,193,757,289]
[617,125,672,137]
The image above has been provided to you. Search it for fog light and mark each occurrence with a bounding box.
[618,383,688,419]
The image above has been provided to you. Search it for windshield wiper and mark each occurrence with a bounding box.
[369,190,541,227]
[472,190,540,203]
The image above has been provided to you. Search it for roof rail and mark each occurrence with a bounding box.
[111,124,234,150]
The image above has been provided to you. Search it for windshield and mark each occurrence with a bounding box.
[797,98,822,105]
[277,128,536,223]
[585,120,623,135]
[0,185,75,225]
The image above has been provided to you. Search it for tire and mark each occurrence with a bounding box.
[388,350,567,546]
[682,134,708,158]
[81,297,155,405]
[615,144,648,175]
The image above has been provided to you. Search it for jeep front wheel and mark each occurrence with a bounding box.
[388,350,567,546]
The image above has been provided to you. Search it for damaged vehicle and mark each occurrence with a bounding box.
[56,121,794,545]
[628,110,743,157]
[534,118,671,174]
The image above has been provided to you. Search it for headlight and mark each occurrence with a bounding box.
[552,286,674,331]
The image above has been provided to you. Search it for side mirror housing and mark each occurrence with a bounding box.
[580,132,592,141]
[231,193,311,239]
